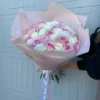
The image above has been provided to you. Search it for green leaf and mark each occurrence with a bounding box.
[43,74,46,78]
[59,72,62,78]
[55,75,60,84]
[60,71,65,76]
[51,75,54,80]
[40,74,43,79]
[49,75,52,81]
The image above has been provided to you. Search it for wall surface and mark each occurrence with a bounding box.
[0,0,100,100]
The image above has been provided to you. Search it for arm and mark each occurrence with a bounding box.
[59,62,78,69]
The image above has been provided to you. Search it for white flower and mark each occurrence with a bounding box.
[61,31,71,38]
[34,43,47,52]
[49,33,59,41]
[51,21,59,26]
[53,28,63,35]
[39,23,45,28]
[24,34,30,41]
[28,29,35,35]
[38,29,46,36]
[69,37,77,45]
[54,42,64,51]
[31,32,38,39]
[45,22,51,25]
[26,39,33,46]
[43,23,52,30]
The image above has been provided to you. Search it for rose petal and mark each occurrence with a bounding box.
[34,39,41,44]
[45,41,54,49]
[47,29,54,35]
[65,43,73,52]
[74,44,80,52]
[24,34,31,41]
[58,36,68,44]
[40,35,48,42]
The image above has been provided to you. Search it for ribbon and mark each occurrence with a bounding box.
[41,70,51,100]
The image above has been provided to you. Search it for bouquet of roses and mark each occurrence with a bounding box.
[11,2,90,100]
[23,20,80,83]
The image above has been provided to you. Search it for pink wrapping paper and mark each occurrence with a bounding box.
[11,2,90,70]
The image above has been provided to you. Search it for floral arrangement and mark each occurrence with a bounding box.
[24,21,80,53]
[11,2,90,100]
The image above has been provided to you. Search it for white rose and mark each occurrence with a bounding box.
[53,28,63,35]
[61,31,71,38]
[26,39,33,46]
[51,21,59,26]
[38,29,46,36]
[34,43,47,52]
[28,29,35,35]
[24,34,30,41]
[31,32,38,39]
[43,23,52,30]
[69,37,77,45]
[65,25,74,31]
[49,33,59,41]
[39,23,45,28]
[54,43,64,51]
[45,22,51,25]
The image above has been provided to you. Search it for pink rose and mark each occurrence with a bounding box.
[65,43,73,52]
[61,27,68,31]
[40,35,48,42]
[58,36,68,44]
[74,44,80,52]
[45,41,54,50]
[24,34,31,42]
[59,23,64,27]
[33,24,41,31]
[76,41,80,45]
[34,38,41,44]
[47,29,54,35]
[58,24,67,31]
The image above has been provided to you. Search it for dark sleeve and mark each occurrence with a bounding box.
[77,42,100,80]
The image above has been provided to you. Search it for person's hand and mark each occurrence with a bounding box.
[58,62,78,69]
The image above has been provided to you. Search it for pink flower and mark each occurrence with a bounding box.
[59,23,64,27]
[24,34,31,42]
[53,25,59,28]
[47,29,54,35]
[40,35,48,42]
[58,24,67,31]
[45,41,54,50]
[76,41,80,45]
[58,36,68,44]
[33,24,41,31]
[61,27,68,31]
[74,44,80,52]
[65,43,73,52]
[34,38,41,44]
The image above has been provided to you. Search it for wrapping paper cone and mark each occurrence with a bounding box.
[11,2,90,70]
